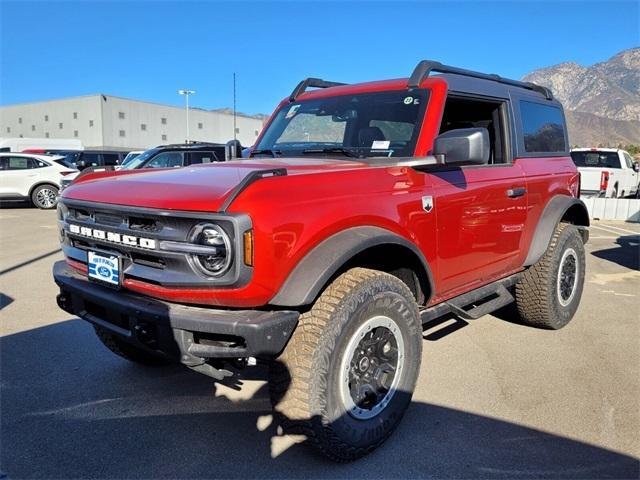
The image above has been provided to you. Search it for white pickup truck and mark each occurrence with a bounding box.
[571,148,640,198]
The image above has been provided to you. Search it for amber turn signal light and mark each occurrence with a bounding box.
[243,230,254,266]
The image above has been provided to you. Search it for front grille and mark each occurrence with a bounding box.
[94,213,124,226]
[59,198,252,288]
[70,208,91,221]
[130,252,166,269]
[129,216,160,232]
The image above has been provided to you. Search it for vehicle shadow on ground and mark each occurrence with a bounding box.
[2,319,638,479]
[0,201,33,209]
[590,235,640,271]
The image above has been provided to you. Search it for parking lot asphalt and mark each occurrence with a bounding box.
[1,207,639,479]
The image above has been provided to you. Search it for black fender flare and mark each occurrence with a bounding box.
[269,226,435,307]
[524,195,589,266]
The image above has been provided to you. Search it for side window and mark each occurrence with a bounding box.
[439,96,507,164]
[520,101,566,153]
[623,152,635,168]
[102,154,120,166]
[6,157,38,170]
[145,152,185,169]
[189,151,220,165]
[82,153,101,167]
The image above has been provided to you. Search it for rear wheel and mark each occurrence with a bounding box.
[269,268,422,462]
[93,326,169,366]
[31,184,58,209]
[515,223,585,329]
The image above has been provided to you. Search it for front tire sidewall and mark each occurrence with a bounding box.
[320,288,422,450]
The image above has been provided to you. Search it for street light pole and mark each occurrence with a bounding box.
[178,89,195,143]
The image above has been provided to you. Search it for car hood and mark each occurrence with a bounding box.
[62,157,370,211]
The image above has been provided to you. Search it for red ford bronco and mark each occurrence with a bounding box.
[53,60,589,461]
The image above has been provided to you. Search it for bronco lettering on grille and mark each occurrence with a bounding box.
[68,224,156,249]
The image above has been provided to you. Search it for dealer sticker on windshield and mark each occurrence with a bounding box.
[87,251,120,286]
[371,140,390,150]
[285,104,300,119]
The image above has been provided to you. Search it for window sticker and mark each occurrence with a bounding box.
[371,140,391,150]
[285,105,301,119]
[403,96,414,105]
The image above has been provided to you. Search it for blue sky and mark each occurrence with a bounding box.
[1,1,638,114]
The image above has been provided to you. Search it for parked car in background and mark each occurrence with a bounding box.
[120,143,226,170]
[0,137,83,153]
[119,150,144,169]
[0,153,76,209]
[58,150,129,170]
[571,148,640,198]
[60,143,228,191]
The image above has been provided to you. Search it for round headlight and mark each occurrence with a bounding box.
[189,223,232,277]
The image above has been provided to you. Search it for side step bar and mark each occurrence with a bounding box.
[421,273,521,324]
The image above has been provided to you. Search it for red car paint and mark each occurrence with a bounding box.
[62,76,578,308]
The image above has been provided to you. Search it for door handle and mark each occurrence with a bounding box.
[506,187,526,198]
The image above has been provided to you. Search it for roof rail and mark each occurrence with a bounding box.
[408,60,553,100]
[289,78,346,102]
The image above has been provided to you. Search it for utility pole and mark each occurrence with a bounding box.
[178,89,195,143]
[233,73,237,142]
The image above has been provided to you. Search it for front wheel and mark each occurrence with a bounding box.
[515,223,586,329]
[269,268,422,462]
[31,184,59,209]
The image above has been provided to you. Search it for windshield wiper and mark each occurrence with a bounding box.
[302,147,361,158]
[250,149,281,158]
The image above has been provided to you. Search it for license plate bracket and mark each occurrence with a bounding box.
[87,251,121,287]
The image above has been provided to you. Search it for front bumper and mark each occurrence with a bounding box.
[53,261,298,373]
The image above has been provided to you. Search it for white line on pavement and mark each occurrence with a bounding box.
[591,224,640,237]
[592,223,640,235]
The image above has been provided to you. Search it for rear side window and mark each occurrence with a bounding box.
[145,152,185,168]
[3,157,45,170]
[571,151,621,168]
[102,154,120,165]
[82,153,101,166]
[520,101,566,153]
[189,151,220,164]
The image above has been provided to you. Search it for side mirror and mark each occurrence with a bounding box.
[225,139,243,160]
[633,162,639,172]
[433,128,490,165]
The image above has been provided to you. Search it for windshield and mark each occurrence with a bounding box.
[254,89,428,159]
[571,151,621,168]
[120,148,159,170]
[121,152,141,167]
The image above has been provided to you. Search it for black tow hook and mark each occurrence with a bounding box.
[56,293,72,313]
[133,323,157,348]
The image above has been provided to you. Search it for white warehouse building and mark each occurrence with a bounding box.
[0,94,265,151]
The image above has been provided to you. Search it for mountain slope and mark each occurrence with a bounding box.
[523,48,639,146]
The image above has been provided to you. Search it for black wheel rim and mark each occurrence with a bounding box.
[557,248,578,307]
[339,316,404,420]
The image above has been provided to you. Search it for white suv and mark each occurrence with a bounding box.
[0,153,77,209]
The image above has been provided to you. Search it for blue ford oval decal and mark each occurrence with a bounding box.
[98,266,111,278]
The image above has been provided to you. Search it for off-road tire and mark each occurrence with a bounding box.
[269,267,422,462]
[93,326,168,366]
[515,223,585,329]
[31,184,59,209]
